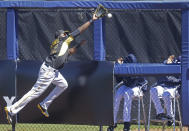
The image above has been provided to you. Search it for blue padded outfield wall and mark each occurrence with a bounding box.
[0,1,189,125]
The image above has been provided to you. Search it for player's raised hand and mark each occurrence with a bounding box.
[92,13,98,21]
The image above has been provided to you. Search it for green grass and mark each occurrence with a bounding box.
[0,124,184,131]
[0,124,100,131]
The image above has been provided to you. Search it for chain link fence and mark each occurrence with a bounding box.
[42,0,189,1]
[17,8,94,62]
[0,9,7,60]
[0,4,188,131]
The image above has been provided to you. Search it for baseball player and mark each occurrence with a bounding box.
[4,13,99,124]
[107,54,148,131]
[150,55,181,124]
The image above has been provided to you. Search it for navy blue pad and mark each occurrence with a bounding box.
[114,63,181,76]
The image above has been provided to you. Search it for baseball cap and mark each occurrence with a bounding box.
[55,30,69,38]
[124,54,137,63]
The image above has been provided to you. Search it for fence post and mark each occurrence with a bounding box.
[182,9,189,126]
[99,125,103,131]
[7,8,17,131]
[7,8,17,60]
[93,18,105,61]
[94,17,106,131]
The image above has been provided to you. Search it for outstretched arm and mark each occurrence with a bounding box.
[68,40,87,55]
[78,14,98,33]
[70,14,98,37]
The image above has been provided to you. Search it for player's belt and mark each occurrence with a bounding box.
[44,62,57,72]
[44,62,50,67]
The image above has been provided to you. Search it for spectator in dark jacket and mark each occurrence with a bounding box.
[107,54,148,131]
[150,55,181,122]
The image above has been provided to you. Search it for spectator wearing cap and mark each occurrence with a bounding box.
[107,54,148,131]
[150,55,181,125]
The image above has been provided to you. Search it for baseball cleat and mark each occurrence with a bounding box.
[37,104,49,117]
[107,126,114,131]
[167,120,173,126]
[156,113,167,120]
[4,107,13,124]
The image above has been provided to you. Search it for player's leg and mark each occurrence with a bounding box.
[107,85,125,131]
[114,85,125,123]
[162,87,178,126]
[5,63,56,123]
[38,71,68,117]
[162,87,177,119]
[123,87,134,131]
[150,85,166,119]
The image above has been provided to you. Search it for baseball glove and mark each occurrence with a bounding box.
[94,4,108,18]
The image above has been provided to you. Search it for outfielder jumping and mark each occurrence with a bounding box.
[4,13,99,124]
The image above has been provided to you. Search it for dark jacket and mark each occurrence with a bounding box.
[123,77,148,91]
[115,54,148,91]
[115,75,148,91]
[158,57,181,88]
[157,75,181,87]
